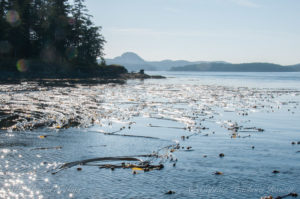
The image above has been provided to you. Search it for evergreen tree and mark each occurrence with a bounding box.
[0,0,8,40]
[44,0,70,63]
[71,0,105,67]
[30,0,47,57]
[0,0,106,72]
[0,0,10,58]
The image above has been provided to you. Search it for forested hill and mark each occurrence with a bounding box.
[0,0,127,78]
[170,62,300,72]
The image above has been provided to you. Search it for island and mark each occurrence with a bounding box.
[0,0,164,81]
[170,62,300,72]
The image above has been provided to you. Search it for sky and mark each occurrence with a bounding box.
[84,0,300,65]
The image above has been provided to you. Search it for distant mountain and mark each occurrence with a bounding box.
[170,62,300,72]
[105,52,217,71]
[288,64,300,71]
[148,60,202,70]
[104,52,300,72]
[109,52,145,65]
[105,52,155,71]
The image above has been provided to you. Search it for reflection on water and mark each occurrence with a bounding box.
[1,73,300,198]
[147,71,300,89]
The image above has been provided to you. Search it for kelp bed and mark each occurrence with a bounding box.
[1,79,300,198]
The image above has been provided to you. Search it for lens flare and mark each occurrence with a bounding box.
[16,59,28,72]
[66,47,78,60]
[6,10,21,27]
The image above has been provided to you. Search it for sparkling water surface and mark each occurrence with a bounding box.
[1,72,300,199]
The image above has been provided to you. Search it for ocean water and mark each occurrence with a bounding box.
[1,72,300,199]
[147,71,300,89]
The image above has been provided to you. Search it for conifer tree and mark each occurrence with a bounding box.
[0,0,106,72]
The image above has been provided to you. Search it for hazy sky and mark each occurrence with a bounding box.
[84,0,300,65]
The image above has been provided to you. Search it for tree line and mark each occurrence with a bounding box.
[0,0,105,72]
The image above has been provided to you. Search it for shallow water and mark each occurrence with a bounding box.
[1,72,300,198]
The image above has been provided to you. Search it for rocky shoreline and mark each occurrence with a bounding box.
[0,71,165,85]
[120,72,166,80]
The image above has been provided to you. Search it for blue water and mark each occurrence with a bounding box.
[147,71,300,89]
[1,72,300,199]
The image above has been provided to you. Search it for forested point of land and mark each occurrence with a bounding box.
[0,0,127,78]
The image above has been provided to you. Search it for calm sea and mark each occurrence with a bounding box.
[147,71,300,89]
[1,72,300,199]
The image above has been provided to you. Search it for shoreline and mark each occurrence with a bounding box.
[0,72,166,85]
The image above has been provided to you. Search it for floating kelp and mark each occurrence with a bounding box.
[91,130,162,140]
[165,190,175,195]
[31,146,62,151]
[214,171,223,175]
[97,163,164,171]
[239,127,265,132]
[50,154,162,174]
[261,192,298,199]
[148,124,186,130]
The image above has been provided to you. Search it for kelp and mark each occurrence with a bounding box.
[97,163,164,171]
[51,143,180,174]
[92,131,162,140]
[51,154,158,174]
[148,124,187,130]
[261,192,298,199]
[31,146,62,151]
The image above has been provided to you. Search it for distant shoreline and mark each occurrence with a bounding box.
[170,62,300,72]
[105,52,300,72]
[167,70,300,72]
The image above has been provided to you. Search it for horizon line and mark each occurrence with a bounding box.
[104,52,300,66]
